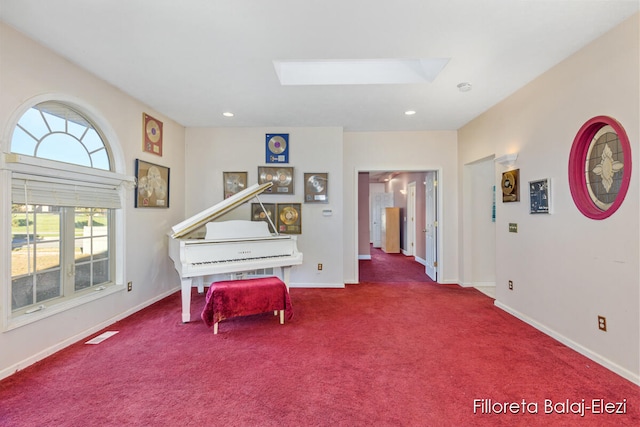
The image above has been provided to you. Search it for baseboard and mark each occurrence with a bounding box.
[358,254,372,260]
[0,287,180,381]
[290,282,345,289]
[494,300,640,385]
[414,256,426,266]
[469,281,496,287]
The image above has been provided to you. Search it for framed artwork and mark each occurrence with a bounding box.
[258,166,294,194]
[266,133,289,163]
[304,173,328,203]
[251,202,276,233]
[501,169,520,202]
[142,113,163,156]
[135,159,170,208]
[529,178,551,214]
[223,171,247,199]
[277,203,302,234]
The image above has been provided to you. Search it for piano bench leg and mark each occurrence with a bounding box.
[213,322,219,334]
[279,310,285,325]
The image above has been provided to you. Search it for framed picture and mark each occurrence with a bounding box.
[277,203,302,234]
[251,202,276,233]
[223,171,247,199]
[266,133,289,163]
[135,159,170,208]
[258,166,294,194]
[304,173,328,203]
[142,113,163,156]
[529,178,551,214]
[501,169,520,202]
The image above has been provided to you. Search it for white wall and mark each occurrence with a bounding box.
[343,131,459,284]
[184,127,344,287]
[458,14,639,383]
[0,23,186,379]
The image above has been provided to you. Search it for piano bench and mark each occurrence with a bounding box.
[201,277,293,334]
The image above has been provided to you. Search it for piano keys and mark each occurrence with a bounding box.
[168,182,303,322]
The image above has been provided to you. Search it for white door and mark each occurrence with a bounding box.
[425,172,438,281]
[371,192,393,248]
[407,182,416,256]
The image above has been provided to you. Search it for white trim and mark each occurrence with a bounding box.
[358,254,372,260]
[1,94,131,328]
[0,170,11,332]
[468,281,496,287]
[290,282,345,289]
[353,168,444,284]
[0,286,180,381]
[495,300,639,385]
[407,181,416,257]
[6,285,125,331]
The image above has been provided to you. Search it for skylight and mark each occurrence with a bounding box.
[273,58,450,86]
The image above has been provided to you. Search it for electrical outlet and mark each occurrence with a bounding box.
[127,281,132,292]
[317,263,323,271]
[598,315,607,332]
[508,280,513,290]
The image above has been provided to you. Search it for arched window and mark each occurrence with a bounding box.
[11,101,111,170]
[6,100,127,322]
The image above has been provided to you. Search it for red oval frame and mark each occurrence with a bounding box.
[568,116,632,220]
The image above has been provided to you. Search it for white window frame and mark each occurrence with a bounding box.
[0,94,133,331]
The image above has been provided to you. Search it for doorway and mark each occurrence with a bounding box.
[462,157,496,291]
[425,171,438,281]
[357,170,441,283]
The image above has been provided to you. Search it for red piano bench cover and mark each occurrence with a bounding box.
[201,277,293,332]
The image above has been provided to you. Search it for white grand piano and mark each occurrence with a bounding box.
[168,182,303,322]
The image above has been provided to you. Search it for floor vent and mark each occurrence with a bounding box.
[85,331,119,345]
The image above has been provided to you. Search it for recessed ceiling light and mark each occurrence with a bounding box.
[405,110,416,116]
[457,82,472,92]
[222,112,234,117]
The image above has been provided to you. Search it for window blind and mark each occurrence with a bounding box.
[12,175,122,209]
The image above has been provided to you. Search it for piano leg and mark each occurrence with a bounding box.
[194,275,204,294]
[181,278,193,323]
[281,266,291,291]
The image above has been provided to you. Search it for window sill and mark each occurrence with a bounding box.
[4,284,125,332]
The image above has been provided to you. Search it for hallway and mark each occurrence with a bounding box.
[359,245,436,283]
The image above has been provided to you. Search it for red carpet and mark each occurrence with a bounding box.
[359,245,435,283]
[1,253,638,426]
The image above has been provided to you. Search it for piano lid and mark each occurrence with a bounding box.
[170,182,273,239]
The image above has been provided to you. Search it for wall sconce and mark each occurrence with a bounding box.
[494,153,518,166]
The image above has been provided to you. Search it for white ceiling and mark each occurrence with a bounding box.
[1,0,637,131]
